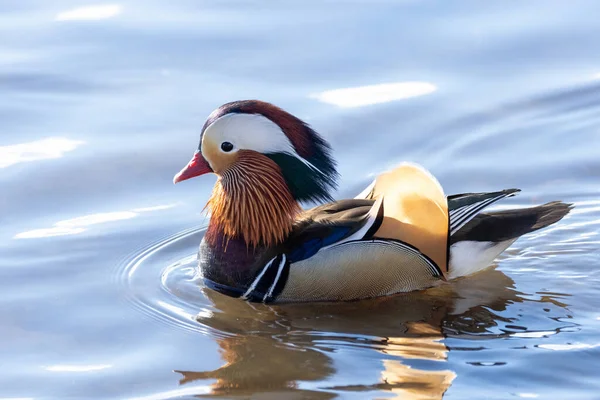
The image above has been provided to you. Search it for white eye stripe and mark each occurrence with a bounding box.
[203,113,321,174]
[203,113,295,154]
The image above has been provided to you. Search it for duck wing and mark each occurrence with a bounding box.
[447,189,521,236]
[284,198,384,262]
[451,201,572,244]
[243,195,443,303]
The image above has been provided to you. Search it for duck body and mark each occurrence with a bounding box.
[199,197,443,303]
[175,100,572,304]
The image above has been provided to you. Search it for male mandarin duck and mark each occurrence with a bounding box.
[174,100,571,303]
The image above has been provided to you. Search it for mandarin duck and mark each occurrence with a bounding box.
[174,100,571,303]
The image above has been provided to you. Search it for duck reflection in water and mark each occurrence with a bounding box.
[171,266,568,399]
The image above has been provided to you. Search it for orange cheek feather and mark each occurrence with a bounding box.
[204,150,301,248]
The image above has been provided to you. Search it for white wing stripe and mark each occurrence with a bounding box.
[450,195,504,235]
[320,196,383,252]
[242,256,276,299]
[264,254,287,302]
[450,197,498,234]
[449,202,481,223]
[451,199,494,227]
[355,179,376,199]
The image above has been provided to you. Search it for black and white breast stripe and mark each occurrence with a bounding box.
[449,190,520,236]
[242,254,289,303]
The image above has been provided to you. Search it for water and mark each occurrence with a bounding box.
[2,1,600,398]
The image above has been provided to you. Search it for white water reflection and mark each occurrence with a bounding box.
[128,385,212,400]
[15,204,178,239]
[45,364,112,372]
[511,331,558,338]
[538,342,600,351]
[132,205,177,213]
[0,137,84,169]
[15,212,136,239]
[311,82,437,108]
[2,398,34,400]
[15,226,86,239]
[55,4,122,21]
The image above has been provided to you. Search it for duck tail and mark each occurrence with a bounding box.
[448,201,573,279]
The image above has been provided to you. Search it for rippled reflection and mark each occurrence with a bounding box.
[172,269,525,399]
[0,137,84,169]
[311,82,437,108]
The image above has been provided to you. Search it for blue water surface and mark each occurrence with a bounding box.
[1,1,600,399]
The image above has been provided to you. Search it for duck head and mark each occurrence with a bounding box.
[174,100,339,247]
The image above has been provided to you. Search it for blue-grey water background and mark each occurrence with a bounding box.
[2,1,600,399]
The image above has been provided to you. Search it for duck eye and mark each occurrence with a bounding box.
[220,141,234,152]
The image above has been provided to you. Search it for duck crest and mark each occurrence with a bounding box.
[202,100,339,204]
[204,150,301,249]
